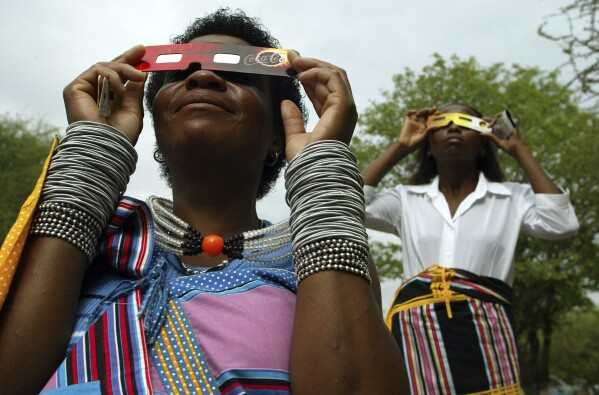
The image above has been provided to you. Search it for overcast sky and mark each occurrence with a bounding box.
[0,0,574,309]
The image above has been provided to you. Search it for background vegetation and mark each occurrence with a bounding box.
[352,54,598,393]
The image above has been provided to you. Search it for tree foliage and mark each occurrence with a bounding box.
[0,113,56,240]
[539,0,599,111]
[549,307,599,387]
[353,54,599,392]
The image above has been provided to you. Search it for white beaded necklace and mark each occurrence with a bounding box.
[147,196,292,271]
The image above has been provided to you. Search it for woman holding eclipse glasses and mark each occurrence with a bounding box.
[0,9,408,394]
[361,104,579,394]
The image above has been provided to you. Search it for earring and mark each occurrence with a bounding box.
[154,149,166,164]
[265,152,279,167]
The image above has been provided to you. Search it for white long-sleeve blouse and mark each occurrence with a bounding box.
[364,173,579,285]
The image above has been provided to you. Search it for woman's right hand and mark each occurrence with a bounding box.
[396,107,437,153]
[62,45,147,144]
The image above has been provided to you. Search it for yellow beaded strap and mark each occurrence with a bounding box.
[385,264,471,328]
[0,137,58,310]
[430,265,456,318]
[468,382,525,394]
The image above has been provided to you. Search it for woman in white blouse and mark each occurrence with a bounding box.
[362,103,579,395]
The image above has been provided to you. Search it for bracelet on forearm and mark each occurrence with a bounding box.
[29,202,103,261]
[29,121,137,263]
[294,238,371,283]
[285,140,371,284]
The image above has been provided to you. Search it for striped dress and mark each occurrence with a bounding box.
[40,197,297,395]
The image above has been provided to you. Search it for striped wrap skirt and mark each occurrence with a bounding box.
[386,265,524,395]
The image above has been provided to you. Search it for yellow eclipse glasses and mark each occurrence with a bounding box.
[426,113,492,133]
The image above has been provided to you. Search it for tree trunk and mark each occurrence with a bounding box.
[539,306,554,394]
[528,329,541,394]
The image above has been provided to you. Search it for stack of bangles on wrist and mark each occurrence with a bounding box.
[285,140,371,284]
[29,121,137,263]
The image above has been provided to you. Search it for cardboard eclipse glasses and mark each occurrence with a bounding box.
[137,42,293,76]
[426,113,492,133]
[426,110,517,139]
[98,43,293,116]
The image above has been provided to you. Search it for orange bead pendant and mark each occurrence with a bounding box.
[202,234,225,257]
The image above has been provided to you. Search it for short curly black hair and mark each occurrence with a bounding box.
[145,8,307,199]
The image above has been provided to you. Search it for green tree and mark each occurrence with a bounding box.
[549,307,599,390]
[0,113,56,240]
[539,0,598,112]
[353,54,599,393]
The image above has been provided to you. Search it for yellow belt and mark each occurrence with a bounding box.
[385,265,471,328]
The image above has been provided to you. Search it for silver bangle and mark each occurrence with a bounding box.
[29,202,103,261]
[285,140,371,284]
[31,121,137,263]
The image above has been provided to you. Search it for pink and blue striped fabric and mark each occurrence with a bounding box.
[41,197,297,394]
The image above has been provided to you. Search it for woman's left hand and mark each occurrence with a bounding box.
[281,50,357,160]
[483,112,527,157]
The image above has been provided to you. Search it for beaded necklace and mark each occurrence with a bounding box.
[147,196,292,272]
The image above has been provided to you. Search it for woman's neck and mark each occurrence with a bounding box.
[167,177,263,267]
[436,161,479,194]
[172,188,260,235]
